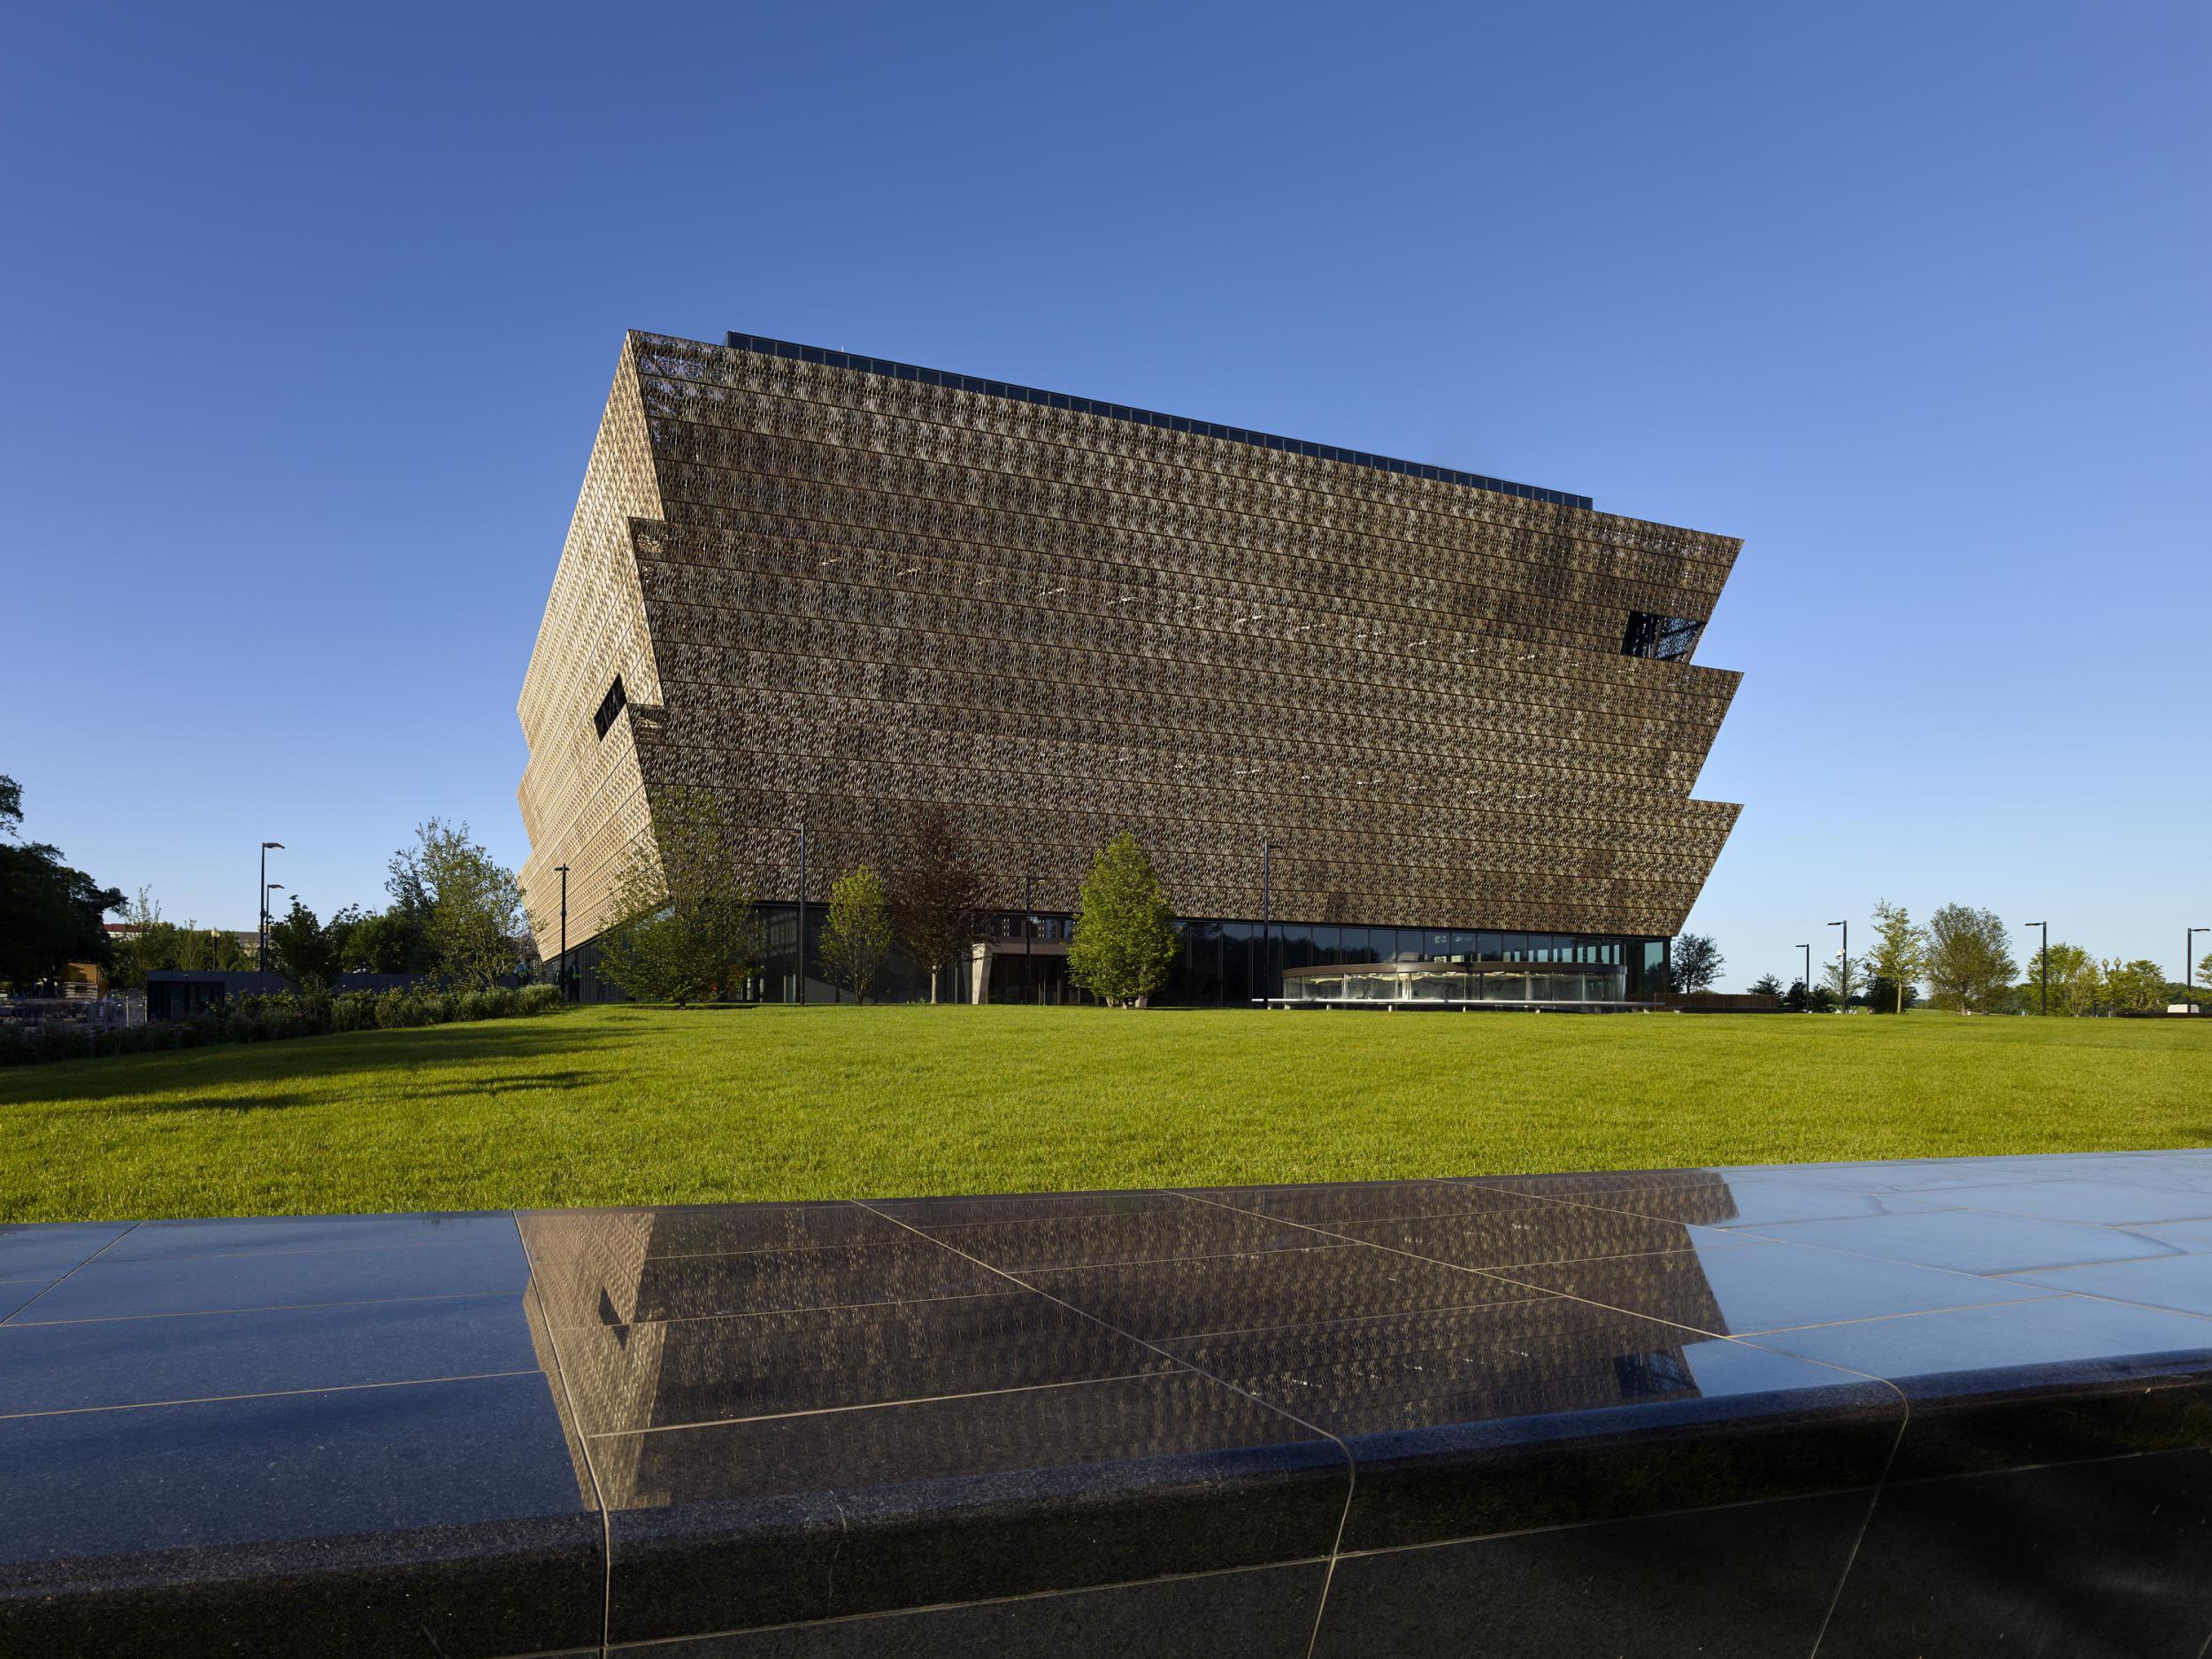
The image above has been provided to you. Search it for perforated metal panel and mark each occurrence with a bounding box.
[518,331,1742,960]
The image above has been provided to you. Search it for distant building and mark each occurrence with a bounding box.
[517,332,1744,1006]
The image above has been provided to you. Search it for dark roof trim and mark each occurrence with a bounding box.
[721,331,1593,511]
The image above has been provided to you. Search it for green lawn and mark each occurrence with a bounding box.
[3,1006,2206,1222]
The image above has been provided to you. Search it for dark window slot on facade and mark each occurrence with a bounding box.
[1621,611,1706,662]
[594,675,627,739]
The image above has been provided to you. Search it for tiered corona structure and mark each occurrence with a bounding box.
[517,330,1743,1004]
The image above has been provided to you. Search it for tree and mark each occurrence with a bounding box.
[323,905,368,972]
[819,864,895,1002]
[1865,901,1928,1015]
[1671,933,1724,992]
[266,897,342,987]
[1781,977,1810,1013]
[1747,972,1784,999]
[2104,958,2170,1015]
[2022,941,2097,1016]
[1067,832,1178,1007]
[2196,949,2212,1002]
[107,887,164,989]
[1924,904,2016,1014]
[1863,975,1920,1014]
[887,806,984,1004]
[342,905,432,973]
[1820,952,1860,1008]
[0,779,123,993]
[595,787,764,1006]
[1806,983,1839,1013]
[390,819,526,986]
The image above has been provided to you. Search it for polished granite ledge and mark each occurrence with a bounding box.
[15,1151,2212,1655]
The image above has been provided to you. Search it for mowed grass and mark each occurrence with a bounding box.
[2,1005,2207,1222]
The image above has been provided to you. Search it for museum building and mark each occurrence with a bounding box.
[515,330,1744,1006]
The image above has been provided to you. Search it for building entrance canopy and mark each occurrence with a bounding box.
[1277,958,1631,1006]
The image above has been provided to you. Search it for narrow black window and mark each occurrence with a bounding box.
[593,675,627,739]
[1622,611,1706,662]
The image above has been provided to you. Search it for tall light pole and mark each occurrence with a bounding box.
[2189,926,2208,1009]
[258,841,283,970]
[793,822,808,1004]
[1797,943,1810,1011]
[2024,921,2047,1016]
[554,864,570,1001]
[1828,920,1847,1007]
[1256,840,1281,1006]
[1024,872,1035,1005]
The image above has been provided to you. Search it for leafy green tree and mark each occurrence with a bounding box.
[2195,949,2212,1003]
[1671,933,1724,992]
[2104,957,2170,1014]
[887,806,983,1004]
[1747,972,1784,999]
[107,887,164,989]
[389,819,526,986]
[1865,901,1928,1014]
[1067,832,1179,1007]
[323,905,368,971]
[1924,904,2017,1013]
[819,864,895,1002]
[266,897,342,987]
[2021,941,2097,1016]
[1781,977,1809,1013]
[1806,983,1839,1014]
[1862,975,1919,1013]
[0,778,123,992]
[595,787,764,1006]
[1820,952,1860,1007]
[341,905,432,973]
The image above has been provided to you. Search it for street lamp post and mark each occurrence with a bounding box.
[1256,840,1281,1006]
[1797,943,1810,1011]
[554,864,570,1002]
[2024,921,2047,1016]
[1828,920,1847,1007]
[793,822,808,1004]
[2189,926,2209,1010]
[257,841,283,970]
[1024,872,1035,1005]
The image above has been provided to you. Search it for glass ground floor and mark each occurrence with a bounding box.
[551,908,1671,1008]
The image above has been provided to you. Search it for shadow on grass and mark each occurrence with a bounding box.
[1,1023,620,1114]
[119,1071,605,1115]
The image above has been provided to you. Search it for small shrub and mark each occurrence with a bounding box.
[517,984,561,1015]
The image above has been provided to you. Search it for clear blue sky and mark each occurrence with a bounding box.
[5,3,2206,988]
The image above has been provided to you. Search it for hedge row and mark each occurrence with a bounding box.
[0,983,565,1067]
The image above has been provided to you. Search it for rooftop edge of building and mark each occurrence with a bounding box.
[711,328,1597,513]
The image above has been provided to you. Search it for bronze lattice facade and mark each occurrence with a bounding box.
[517,330,1743,1003]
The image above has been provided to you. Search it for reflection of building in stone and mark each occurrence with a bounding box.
[519,1179,1745,1509]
